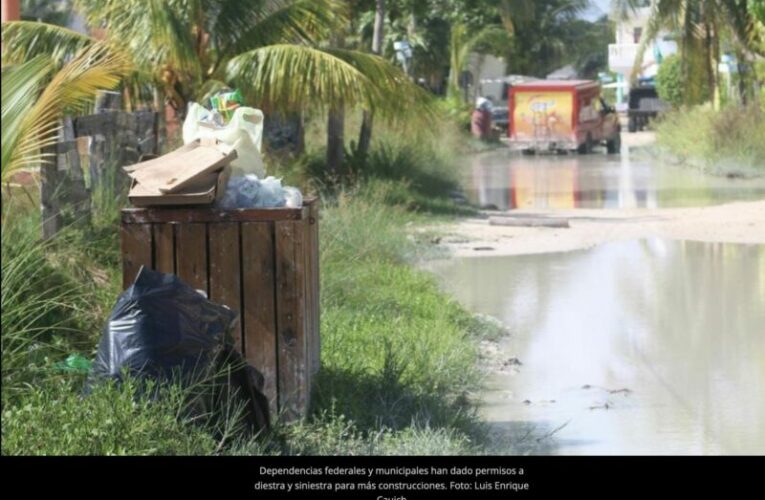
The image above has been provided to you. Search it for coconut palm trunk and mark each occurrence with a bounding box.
[357,0,385,158]
[327,32,346,175]
[327,104,345,176]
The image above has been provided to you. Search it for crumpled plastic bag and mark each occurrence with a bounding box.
[217,175,302,209]
[183,102,265,178]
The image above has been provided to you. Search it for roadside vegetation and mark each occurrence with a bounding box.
[630,0,765,176]
[1,104,503,455]
[654,105,765,177]
[6,0,762,456]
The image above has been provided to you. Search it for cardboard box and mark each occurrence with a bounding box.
[128,165,230,207]
[124,139,235,207]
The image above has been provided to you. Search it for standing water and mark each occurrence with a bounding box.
[430,149,765,455]
[467,151,765,210]
[432,239,765,454]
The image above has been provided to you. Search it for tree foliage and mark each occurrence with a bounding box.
[2,0,431,122]
[656,53,686,106]
[1,44,129,181]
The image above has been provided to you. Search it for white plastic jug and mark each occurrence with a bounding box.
[182,102,266,177]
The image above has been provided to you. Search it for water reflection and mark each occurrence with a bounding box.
[468,151,765,210]
[431,240,765,455]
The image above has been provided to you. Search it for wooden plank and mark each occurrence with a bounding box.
[73,112,117,137]
[241,222,278,417]
[302,217,313,398]
[175,223,208,293]
[88,134,106,188]
[122,204,310,224]
[309,202,321,377]
[208,223,243,351]
[40,144,62,240]
[121,223,152,289]
[94,90,121,113]
[275,220,307,421]
[488,216,570,228]
[152,224,175,274]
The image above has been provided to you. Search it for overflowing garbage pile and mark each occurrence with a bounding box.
[124,89,302,209]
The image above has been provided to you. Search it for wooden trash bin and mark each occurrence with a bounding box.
[119,199,320,421]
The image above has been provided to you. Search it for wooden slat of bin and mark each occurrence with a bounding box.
[175,223,208,293]
[208,223,243,352]
[152,224,175,274]
[242,222,278,416]
[121,223,152,289]
[122,206,308,224]
[275,220,307,420]
[309,201,321,377]
[119,200,320,422]
[303,216,314,388]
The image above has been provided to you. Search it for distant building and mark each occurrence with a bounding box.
[468,54,507,103]
[607,0,677,102]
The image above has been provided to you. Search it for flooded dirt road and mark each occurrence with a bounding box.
[428,147,765,455]
[432,239,765,454]
[467,149,765,210]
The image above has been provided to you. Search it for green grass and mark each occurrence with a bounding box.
[1,181,499,455]
[2,103,499,455]
[654,105,765,177]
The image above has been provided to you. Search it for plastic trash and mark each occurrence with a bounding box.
[216,175,303,209]
[54,354,92,374]
[283,186,303,209]
[183,102,265,177]
[87,267,269,434]
[258,177,286,207]
[209,89,244,123]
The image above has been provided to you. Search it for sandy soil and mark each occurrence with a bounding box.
[428,200,765,258]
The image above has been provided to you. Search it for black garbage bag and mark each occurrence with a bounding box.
[88,266,269,435]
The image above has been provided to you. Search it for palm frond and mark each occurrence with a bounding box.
[195,78,231,103]
[449,24,511,95]
[720,0,763,56]
[1,56,52,178]
[75,0,201,77]
[226,44,432,122]
[213,0,343,57]
[2,43,130,181]
[1,21,94,66]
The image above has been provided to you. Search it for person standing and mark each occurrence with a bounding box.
[471,97,493,140]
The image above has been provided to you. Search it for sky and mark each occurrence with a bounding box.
[582,0,612,21]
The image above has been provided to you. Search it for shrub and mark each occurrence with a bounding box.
[656,54,685,107]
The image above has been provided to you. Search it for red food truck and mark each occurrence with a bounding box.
[508,80,621,154]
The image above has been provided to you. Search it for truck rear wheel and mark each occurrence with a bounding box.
[607,133,621,154]
[577,134,593,154]
[628,115,637,133]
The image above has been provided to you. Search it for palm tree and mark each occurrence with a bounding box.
[357,0,385,158]
[2,0,432,173]
[613,0,762,107]
[448,23,511,101]
[1,43,128,182]
[500,0,589,77]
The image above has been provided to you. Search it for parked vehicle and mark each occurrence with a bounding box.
[627,83,669,132]
[508,80,621,154]
[491,105,509,135]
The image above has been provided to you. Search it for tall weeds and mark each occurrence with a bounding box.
[655,105,765,177]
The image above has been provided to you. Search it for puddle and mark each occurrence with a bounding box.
[467,152,765,210]
[431,239,765,454]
